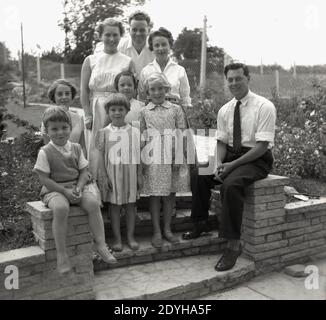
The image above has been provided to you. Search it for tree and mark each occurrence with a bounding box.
[173,28,226,90]
[60,0,146,64]
[41,47,64,62]
[173,28,202,60]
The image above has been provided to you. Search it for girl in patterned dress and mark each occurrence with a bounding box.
[96,93,142,251]
[140,73,190,248]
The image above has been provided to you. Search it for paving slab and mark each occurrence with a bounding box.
[245,272,326,300]
[201,287,271,300]
[94,254,255,300]
[284,264,307,277]
[310,258,326,277]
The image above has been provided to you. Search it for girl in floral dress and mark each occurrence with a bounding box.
[140,73,190,248]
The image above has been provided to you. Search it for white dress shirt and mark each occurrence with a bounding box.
[138,58,192,107]
[118,35,155,79]
[215,90,276,149]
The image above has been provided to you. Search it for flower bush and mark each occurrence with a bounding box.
[272,81,326,181]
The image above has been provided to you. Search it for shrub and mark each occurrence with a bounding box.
[271,81,326,180]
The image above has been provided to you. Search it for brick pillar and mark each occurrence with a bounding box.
[241,175,289,271]
[25,201,95,300]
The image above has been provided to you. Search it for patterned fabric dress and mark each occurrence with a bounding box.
[96,123,139,205]
[85,51,132,177]
[140,101,190,196]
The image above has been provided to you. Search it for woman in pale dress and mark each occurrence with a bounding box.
[80,18,134,177]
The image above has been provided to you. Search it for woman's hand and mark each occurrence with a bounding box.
[85,116,93,130]
[137,173,143,192]
[98,174,112,194]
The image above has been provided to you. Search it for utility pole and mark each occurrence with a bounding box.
[63,0,70,64]
[293,61,297,79]
[199,15,207,98]
[20,23,27,109]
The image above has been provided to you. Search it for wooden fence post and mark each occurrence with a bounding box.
[60,63,65,79]
[275,70,280,98]
[36,56,41,83]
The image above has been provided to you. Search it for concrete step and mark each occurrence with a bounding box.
[136,192,193,211]
[103,209,219,236]
[93,230,225,272]
[94,253,255,300]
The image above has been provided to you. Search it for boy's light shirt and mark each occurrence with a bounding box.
[34,140,88,174]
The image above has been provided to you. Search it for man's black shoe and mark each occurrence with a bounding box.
[182,221,210,240]
[214,245,242,272]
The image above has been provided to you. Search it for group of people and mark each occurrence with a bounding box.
[33,10,277,275]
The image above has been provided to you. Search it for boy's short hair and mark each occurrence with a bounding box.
[104,93,130,114]
[47,79,77,103]
[128,11,152,27]
[114,71,138,92]
[148,27,174,51]
[144,72,171,93]
[42,106,72,131]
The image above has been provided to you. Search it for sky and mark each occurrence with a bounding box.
[0,0,325,68]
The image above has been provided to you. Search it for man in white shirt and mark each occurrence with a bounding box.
[117,11,155,79]
[183,63,276,271]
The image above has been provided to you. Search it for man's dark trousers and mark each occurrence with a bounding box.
[190,147,274,240]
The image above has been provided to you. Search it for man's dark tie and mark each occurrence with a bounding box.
[233,100,242,153]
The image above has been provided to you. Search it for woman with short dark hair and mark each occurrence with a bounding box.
[138,27,191,108]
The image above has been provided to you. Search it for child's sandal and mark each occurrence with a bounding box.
[112,243,123,252]
[127,240,139,251]
[95,246,118,265]
[164,231,180,244]
[151,233,163,248]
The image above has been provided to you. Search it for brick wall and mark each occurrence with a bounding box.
[0,202,94,300]
[211,174,326,273]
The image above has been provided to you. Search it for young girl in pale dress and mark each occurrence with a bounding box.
[140,73,190,248]
[114,71,144,125]
[96,93,142,251]
[80,18,134,178]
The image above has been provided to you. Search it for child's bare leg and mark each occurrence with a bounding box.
[124,203,139,250]
[80,193,117,264]
[110,203,123,251]
[162,193,179,243]
[47,195,71,274]
[149,196,163,247]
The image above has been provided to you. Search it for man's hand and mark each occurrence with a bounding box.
[216,161,236,180]
[64,188,82,204]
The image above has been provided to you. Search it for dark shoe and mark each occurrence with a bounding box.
[215,245,242,272]
[182,220,210,240]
